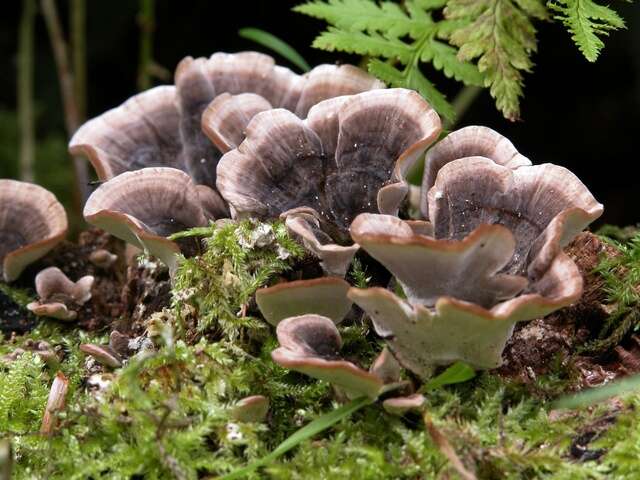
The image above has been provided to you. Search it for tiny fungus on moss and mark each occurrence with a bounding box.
[256,277,352,326]
[0,180,68,282]
[27,267,94,321]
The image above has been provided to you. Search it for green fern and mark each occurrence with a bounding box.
[548,0,626,62]
[294,0,484,121]
[444,0,549,121]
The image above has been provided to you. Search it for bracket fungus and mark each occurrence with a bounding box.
[0,180,68,282]
[217,88,441,275]
[71,51,382,210]
[256,277,352,326]
[27,267,94,321]
[83,167,215,271]
[348,155,603,375]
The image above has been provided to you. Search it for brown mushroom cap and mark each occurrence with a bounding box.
[83,168,212,270]
[382,393,425,415]
[420,126,532,219]
[231,395,270,423]
[217,88,441,244]
[428,157,603,276]
[0,180,68,282]
[272,315,384,398]
[350,214,528,307]
[256,277,352,326]
[33,267,94,304]
[69,86,184,180]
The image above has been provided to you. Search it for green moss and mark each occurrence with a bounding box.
[0,282,34,307]
[170,219,305,341]
[581,232,640,353]
[4,220,640,478]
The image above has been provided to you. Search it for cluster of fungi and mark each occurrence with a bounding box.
[0,51,602,412]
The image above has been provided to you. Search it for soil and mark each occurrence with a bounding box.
[0,228,172,338]
[498,232,639,387]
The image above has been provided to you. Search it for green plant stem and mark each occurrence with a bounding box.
[239,28,311,72]
[41,0,89,209]
[445,85,483,130]
[70,0,86,120]
[137,0,155,91]
[18,0,36,182]
[217,396,373,479]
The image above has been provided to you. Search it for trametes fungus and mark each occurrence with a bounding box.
[0,180,68,282]
[217,88,441,275]
[71,51,382,215]
[348,155,603,375]
[83,167,214,272]
[27,267,94,321]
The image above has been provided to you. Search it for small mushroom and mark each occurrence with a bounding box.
[0,180,68,282]
[26,267,94,321]
[272,315,384,399]
[83,167,217,272]
[256,277,352,326]
[217,88,441,275]
[89,249,118,269]
[80,343,123,368]
[231,395,270,423]
[382,393,425,416]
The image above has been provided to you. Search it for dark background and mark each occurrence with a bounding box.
[1,1,638,226]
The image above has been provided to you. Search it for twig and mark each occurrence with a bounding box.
[18,0,36,182]
[41,0,89,207]
[0,439,12,480]
[445,85,483,130]
[40,371,69,435]
[137,0,155,91]
[70,0,86,120]
[424,413,477,480]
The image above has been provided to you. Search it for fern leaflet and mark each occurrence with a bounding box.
[295,0,484,121]
[548,0,626,62]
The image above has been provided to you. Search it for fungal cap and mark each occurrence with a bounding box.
[0,180,68,282]
[83,168,210,270]
[272,315,383,398]
[382,393,425,416]
[69,86,183,180]
[421,126,532,218]
[256,277,352,326]
[231,395,270,423]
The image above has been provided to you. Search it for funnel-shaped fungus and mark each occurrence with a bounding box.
[256,277,352,326]
[69,86,184,180]
[272,315,384,398]
[217,88,441,275]
[71,52,380,210]
[348,156,602,374]
[0,180,68,282]
[27,267,94,321]
[420,126,532,219]
[83,168,214,271]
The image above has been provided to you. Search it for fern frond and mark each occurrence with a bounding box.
[445,0,548,121]
[295,0,484,121]
[548,0,626,62]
